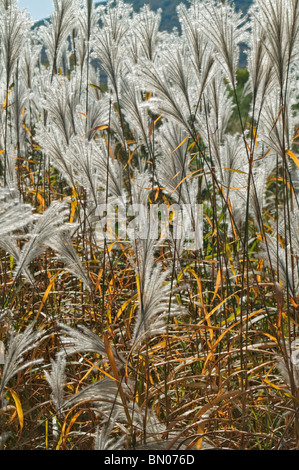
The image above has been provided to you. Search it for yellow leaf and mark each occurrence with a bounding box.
[64,410,85,441]
[145,92,152,101]
[188,133,201,151]
[104,333,132,426]
[9,389,24,432]
[171,169,201,195]
[205,213,213,228]
[116,293,138,320]
[203,309,264,372]
[70,188,78,223]
[271,105,283,132]
[56,433,64,450]
[196,424,204,450]
[35,272,60,320]
[205,289,242,323]
[2,96,7,110]
[149,120,155,139]
[76,353,117,384]
[211,268,222,303]
[82,125,109,138]
[286,149,299,168]
[247,122,258,147]
[188,268,213,341]
[23,124,32,136]
[27,190,46,210]
[220,167,246,174]
[172,135,189,153]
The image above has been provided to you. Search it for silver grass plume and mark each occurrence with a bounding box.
[44,355,66,413]
[0,4,30,181]
[94,415,126,450]
[0,323,44,397]
[62,374,163,439]
[83,87,125,142]
[131,5,162,63]
[219,136,273,235]
[92,0,132,96]
[253,0,299,91]
[135,40,195,134]
[275,340,299,392]
[39,0,80,79]
[156,121,192,206]
[47,229,91,290]
[61,377,149,437]
[76,0,98,81]
[199,0,249,88]
[119,76,152,152]
[14,200,70,282]
[275,211,299,290]
[20,40,42,92]
[10,75,27,155]
[0,236,32,281]
[55,320,169,443]
[286,0,299,63]
[132,258,175,345]
[57,42,71,77]
[284,211,299,257]
[62,377,130,416]
[129,222,185,345]
[36,123,74,189]
[63,137,100,207]
[66,133,124,205]
[3,146,18,186]
[93,139,127,205]
[27,64,51,125]
[259,90,295,158]
[198,74,234,162]
[259,235,299,298]
[0,187,36,236]
[36,75,83,190]
[41,128,126,210]
[76,98,110,143]
[131,169,151,207]
[57,322,108,358]
[245,5,274,111]
[44,76,80,145]
[155,121,200,242]
[0,0,17,9]
[0,4,30,87]
[214,133,248,192]
[158,39,196,121]
[227,164,269,233]
[177,2,215,92]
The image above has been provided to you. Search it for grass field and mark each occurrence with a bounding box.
[0,0,299,450]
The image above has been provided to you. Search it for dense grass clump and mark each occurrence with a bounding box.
[0,0,299,451]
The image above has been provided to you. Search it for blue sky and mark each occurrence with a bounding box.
[18,0,54,20]
[18,1,105,21]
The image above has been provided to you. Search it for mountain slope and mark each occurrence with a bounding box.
[120,0,253,32]
[33,1,253,67]
[34,1,253,33]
